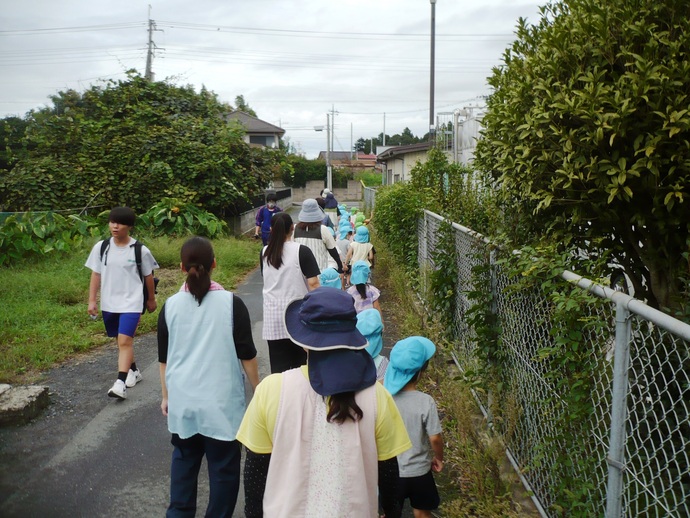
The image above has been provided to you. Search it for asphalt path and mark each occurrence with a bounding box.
[0,266,271,518]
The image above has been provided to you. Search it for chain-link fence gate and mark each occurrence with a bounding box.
[417,209,689,517]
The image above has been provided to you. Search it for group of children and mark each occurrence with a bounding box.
[86,205,443,517]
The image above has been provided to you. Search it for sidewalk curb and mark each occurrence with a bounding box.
[0,384,50,427]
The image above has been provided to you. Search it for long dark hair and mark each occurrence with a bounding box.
[355,283,368,300]
[263,212,293,269]
[327,392,363,424]
[180,236,214,305]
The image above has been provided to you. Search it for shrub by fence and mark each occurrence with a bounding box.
[413,209,689,517]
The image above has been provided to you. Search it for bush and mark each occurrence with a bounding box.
[0,212,97,267]
[136,198,228,238]
[372,182,425,269]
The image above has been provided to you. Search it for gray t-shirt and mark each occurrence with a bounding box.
[392,390,442,477]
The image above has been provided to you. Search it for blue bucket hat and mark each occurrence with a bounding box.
[354,225,369,243]
[384,336,436,395]
[356,309,384,359]
[285,287,375,396]
[339,227,352,240]
[350,260,370,285]
[319,267,342,289]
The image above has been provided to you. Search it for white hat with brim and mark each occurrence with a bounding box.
[298,199,326,223]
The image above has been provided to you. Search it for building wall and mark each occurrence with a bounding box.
[273,180,362,203]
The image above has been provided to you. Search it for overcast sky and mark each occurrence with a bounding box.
[1,0,543,158]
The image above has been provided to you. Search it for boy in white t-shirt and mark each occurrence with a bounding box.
[85,207,159,400]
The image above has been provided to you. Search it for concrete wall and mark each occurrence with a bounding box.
[274,180,362,203]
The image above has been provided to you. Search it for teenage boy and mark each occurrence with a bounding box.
[254,193,282,245]
[85,207,159,400]
[384,336,444,518]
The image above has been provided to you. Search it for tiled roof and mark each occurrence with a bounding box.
[223,111,285,136]
[376,142,431,160]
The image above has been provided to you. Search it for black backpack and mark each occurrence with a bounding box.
[99,238,159,314]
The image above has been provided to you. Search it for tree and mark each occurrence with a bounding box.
[474,0,690,310]
[234,95,257,117]
[0,72,277,217]
[354,137,367,153]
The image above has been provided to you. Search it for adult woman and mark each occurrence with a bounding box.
[292,198,344,273]
[237,288,412,518]
[158,236,260,517]
[261,212,320,373]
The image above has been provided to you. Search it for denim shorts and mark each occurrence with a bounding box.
[102,311,141,338]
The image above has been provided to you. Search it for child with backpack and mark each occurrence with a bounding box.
[346,261,381,314]
[85,207,159,400]
[384,336,444,517]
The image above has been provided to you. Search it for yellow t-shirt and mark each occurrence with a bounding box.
[237,365,411,460]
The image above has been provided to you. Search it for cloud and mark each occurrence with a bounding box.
[0,0,542,157]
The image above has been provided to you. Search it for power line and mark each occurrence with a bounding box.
[0,22,145,35]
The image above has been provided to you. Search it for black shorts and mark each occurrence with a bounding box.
[398,470,440,511]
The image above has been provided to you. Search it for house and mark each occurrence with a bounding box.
[376,142,432,184]
[223,111,285,148]
[316,151,351,165]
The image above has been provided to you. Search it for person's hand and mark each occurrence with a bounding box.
[161,397,168,416]
[88,302,98,317]
[253,234,260,239]
[147,298,157,313]
[431,457,443,473]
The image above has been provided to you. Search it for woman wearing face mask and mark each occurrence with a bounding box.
[254,193,282,245]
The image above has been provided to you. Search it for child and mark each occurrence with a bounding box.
[254,193,282,245]
[319,267,342,290]
[384,336,444,517]
[336,224,353,263]
[344,225,374,269]
[85,207,159,400]
[347,261,381,314]
[158,236,260,516]
[356,308,388,382]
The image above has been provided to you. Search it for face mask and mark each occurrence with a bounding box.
[268,202,276,208]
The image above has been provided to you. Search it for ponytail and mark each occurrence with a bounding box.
[180,236,214,305]
[356,283,367,300]
[264,212,293,269]
[326,392,363,424]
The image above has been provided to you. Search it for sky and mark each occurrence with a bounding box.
[0,0,544,158]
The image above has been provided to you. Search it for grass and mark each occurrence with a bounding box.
[372,229,533,517]
[353,169,383,186]
[0,235,262,383]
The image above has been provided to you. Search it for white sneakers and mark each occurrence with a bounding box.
[108,369,142,400]
[108,379,127,400]
[125,369,143,388]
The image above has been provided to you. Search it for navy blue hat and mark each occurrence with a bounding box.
[285,287,376,396]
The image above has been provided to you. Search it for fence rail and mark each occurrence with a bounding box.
[416,209,690,517]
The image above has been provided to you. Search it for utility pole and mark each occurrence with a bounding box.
[326,113,332,191]
[145,5,158,81]
[330,105,337,159]
[383,112,386,146]
[350,123,353,161]
[429,0,437,140]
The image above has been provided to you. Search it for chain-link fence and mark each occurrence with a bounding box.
[363,186,377,215]
[417,209,690,517]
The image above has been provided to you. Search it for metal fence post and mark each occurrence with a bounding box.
[605,301,632,517]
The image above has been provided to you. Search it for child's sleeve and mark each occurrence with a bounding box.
[426,396,442,436]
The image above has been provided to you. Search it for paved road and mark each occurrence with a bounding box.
[0,266,271,518]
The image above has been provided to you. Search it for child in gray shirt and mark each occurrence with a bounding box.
[384,336,444,517]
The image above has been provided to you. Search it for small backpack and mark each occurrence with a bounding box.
[99,238,159,314]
